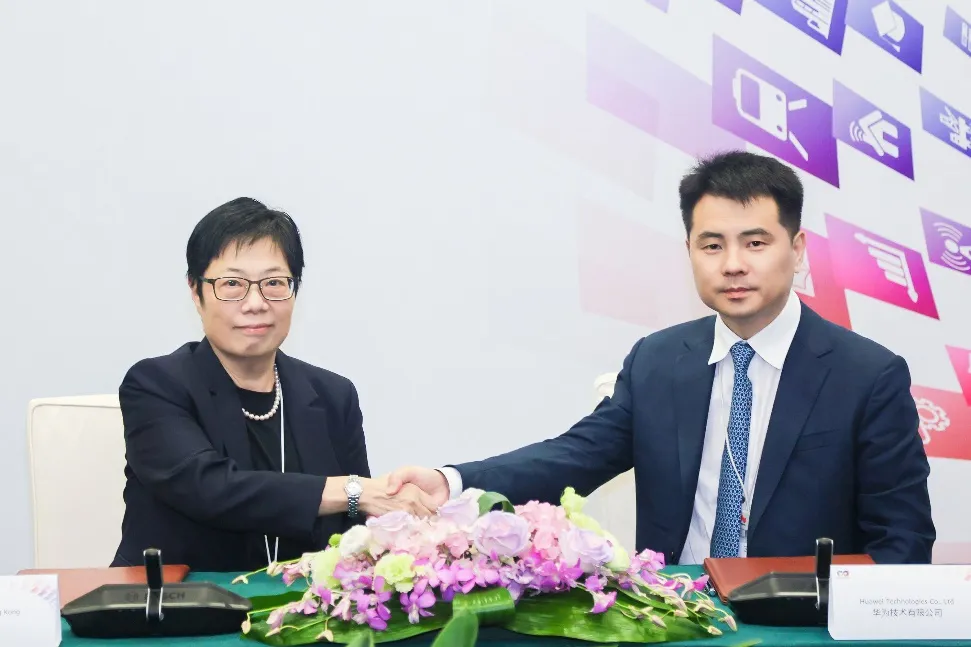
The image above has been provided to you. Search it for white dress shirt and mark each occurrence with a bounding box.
[679,290,801,563]
[440,291,802,563]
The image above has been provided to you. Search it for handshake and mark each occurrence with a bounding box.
[331,467,452,519]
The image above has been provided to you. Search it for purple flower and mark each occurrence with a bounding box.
[266,607,286,632]
[471,511,530,558]
[472,554,501,587]
[634,549,665,572]
[590,590,617,614]
[290,595,319,615]
[400,582,436,624]
[348,582,393,631]
[559,527,614,573]
[281,561,308,586]
[330,596,352,622]
[311,584,334,608]
[584,574,604,592]
[435,560,476,601]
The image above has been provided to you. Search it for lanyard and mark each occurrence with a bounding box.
[263,390,284,568]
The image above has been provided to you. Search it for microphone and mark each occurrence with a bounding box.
[61,548,252,638]
[725,537,835,626]
[815,537,833,612]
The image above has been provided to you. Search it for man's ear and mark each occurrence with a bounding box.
[792,230,807,270]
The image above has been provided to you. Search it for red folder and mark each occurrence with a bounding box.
[703,555,874,602]
[17,565,191,608]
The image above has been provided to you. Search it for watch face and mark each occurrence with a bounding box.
[345,481,363,497]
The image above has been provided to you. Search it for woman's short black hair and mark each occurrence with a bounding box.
[186,197,305,299]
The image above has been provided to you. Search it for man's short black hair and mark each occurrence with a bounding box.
[678,150,803,239]
[186,197,305,299]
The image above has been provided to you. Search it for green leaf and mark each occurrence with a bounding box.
[504,588,709,644]
[244,602,453,645]
[476,491,515,515]
[608,584,679,613]
[431,612,479,647]
[247,591,304,615]
[451,587,515,626]
[345,632,375,647]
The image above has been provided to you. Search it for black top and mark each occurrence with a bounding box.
[113,338,371,573]
[238,387,314,564]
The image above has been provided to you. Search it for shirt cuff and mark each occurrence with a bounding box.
[436,467,463,500]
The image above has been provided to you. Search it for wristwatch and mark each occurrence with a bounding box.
[344,475,363,518]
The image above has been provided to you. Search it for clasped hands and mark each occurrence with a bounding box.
[352,466,451,519]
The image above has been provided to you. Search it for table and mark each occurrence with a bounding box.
[59,566,955,646]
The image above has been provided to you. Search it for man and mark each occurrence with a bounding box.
[113,198,433,572]
[389,151,935,565]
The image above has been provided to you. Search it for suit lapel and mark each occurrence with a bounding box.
[276,352,345,477]
[675,321,717,505]
[748,306,833,535]
[192,339,252,470]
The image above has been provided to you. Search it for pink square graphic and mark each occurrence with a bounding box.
[910,385,971,462]
[794,229,852,330]
[945,345,971,407]
[825,214,939,319]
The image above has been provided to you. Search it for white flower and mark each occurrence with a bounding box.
[338,525,372,558]
[459,487,486,502]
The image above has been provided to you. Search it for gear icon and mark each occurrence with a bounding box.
[915,397,949,445]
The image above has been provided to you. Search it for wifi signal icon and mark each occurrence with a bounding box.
[934,221,971,273]
[849,121,868,144]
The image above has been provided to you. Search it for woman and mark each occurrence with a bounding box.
[111,197,433,572]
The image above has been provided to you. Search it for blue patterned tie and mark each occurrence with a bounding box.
[710,341,756,559]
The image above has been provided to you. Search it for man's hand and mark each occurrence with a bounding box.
[360,475,440,518]
[385,466,450,508]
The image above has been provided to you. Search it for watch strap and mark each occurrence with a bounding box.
[347,474,361,517]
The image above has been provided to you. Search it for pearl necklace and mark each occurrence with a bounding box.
[241,365,282,421]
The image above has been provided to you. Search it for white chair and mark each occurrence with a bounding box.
[26,395,126,568]
[583,373,638,552]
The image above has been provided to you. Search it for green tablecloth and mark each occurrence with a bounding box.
[59,566,959,647]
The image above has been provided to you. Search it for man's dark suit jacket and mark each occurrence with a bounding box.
[456,303,935,565]
[111,339,370,571]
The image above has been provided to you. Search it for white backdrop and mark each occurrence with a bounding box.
[2,0,970,574]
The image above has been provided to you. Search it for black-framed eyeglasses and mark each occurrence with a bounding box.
[201,276,295,302]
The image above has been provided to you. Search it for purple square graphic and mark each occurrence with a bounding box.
[845,0,923,72]
[712,35,840,186]
[944,6,971,58]
[645,0,670,10]
[921,208,971,276]
[586,16,746,159]
[753,0,847,53]
[920,87,971,160]
[832,81,913,179]
[716,0,744,13]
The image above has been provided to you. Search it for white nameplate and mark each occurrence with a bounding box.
[0,575,61,646]
[828,564,971,641]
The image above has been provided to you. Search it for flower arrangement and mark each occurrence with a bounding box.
[237,488,737,645]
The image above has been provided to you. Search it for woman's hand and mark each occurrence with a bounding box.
[319,475,440,518]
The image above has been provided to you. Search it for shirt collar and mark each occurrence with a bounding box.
[708,290,802,370]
